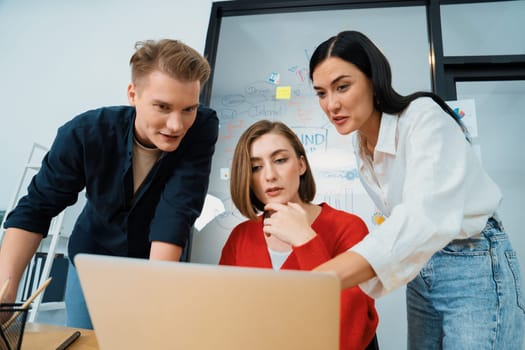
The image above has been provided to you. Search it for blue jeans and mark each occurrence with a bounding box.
[406,217,525,349]
[65,261,93,329]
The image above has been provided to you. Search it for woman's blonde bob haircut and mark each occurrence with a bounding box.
[230,120,316,220]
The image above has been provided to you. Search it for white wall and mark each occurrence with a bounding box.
[0,0,215,210]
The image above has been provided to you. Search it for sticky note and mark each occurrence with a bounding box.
[220,167,230,180]
[194,194,225,231]
[267,72,280,84]
[275,86,291,100]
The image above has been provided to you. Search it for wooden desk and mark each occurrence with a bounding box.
[22,323,99,349]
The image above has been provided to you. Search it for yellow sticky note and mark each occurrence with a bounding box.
[275,86,291,100]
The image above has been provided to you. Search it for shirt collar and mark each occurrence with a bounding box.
[374,112,398,156]
[126,110,136,161]
[128,110,167,161]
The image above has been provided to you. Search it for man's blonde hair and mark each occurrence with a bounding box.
[130,39,210,87]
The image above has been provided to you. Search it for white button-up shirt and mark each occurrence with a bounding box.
[351,97,502,298]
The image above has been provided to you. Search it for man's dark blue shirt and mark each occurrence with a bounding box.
[4,105,219,260]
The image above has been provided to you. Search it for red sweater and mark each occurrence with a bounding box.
[219,203,378,350]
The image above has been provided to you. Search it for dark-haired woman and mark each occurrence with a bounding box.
[310,30,524,349]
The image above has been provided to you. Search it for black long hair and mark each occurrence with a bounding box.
[309,30,470,139]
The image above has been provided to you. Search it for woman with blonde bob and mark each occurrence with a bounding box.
[220,119,379,350]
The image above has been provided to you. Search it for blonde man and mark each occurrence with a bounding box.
[0,39,218,328]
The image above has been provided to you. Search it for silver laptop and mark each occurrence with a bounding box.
[75,254,340,350]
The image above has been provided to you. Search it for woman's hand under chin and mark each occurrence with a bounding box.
[262,202,317,247]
